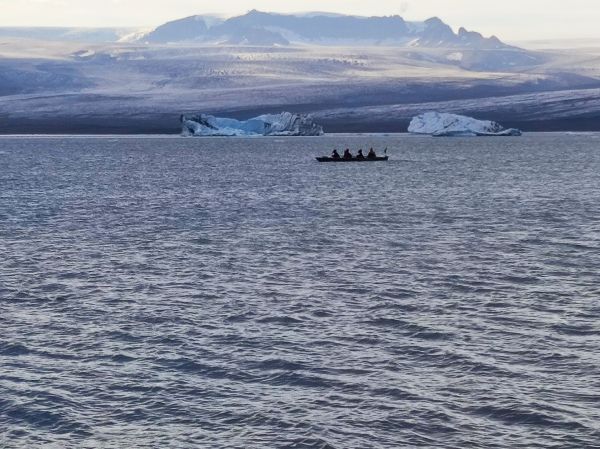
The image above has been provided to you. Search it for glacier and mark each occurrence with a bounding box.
[408,112,522,136]
[181,112,324,136]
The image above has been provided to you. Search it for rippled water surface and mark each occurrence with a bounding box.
[1,134,600,448]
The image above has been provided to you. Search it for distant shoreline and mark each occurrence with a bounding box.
[1,132,597,139]
[2,116,600,135]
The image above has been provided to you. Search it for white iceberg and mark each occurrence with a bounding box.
[408,112,522,137]
[181,112,324,136]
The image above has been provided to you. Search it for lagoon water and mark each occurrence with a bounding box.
[1,134,600,448]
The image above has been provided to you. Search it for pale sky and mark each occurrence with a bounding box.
[1,0,599,41]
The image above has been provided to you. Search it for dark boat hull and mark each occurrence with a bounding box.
[316,156,389,163]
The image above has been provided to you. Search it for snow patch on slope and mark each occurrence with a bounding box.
[447,52,463,62]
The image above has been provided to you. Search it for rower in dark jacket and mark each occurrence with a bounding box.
[356,149,365,160]
[367,148,377,159]
[343,149,353,160]
[331,149,341,159]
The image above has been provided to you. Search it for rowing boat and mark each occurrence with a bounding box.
[316,156,389,163]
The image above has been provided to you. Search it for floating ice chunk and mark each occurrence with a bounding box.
[408,112,522,136]
[181,112,324,136]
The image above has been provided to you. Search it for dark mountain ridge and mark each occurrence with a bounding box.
[140,10,511,49]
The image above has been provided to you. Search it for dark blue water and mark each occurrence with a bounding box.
[1,134,599,448]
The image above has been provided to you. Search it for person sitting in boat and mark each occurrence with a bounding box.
[331,149,341,159]
[356,149,365,160]
[367,148,377,159]
[343,149,353,160]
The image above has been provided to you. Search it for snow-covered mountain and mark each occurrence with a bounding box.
[1,12,599,133]
[143,16,209,44]
[139,10,512,49]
